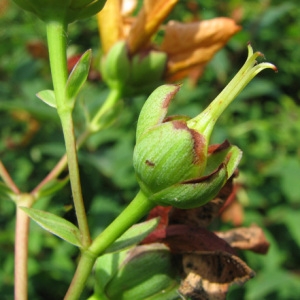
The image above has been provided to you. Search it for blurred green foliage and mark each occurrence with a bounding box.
[1,0,300,299]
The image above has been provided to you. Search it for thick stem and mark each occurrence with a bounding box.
[65,190,154,300]
[14,194,34,300]
[64,250,97,300]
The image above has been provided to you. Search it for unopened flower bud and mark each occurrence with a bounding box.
[101,41,167,96]
[133,45,276,209]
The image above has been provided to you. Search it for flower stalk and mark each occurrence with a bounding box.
[65,190,155,300]
[46,20,91,247]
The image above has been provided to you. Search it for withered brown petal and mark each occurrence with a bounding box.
[161,18,241,77]
[162,225,236,255]
[169,198,224,228]
[215,224,270,254]
[161,18,241,55]
[179,271,227,300]
[180,251,254,299]
[141,206,172,244]
[179,272,216,300]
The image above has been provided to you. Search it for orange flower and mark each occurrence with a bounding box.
[98,0,241,86]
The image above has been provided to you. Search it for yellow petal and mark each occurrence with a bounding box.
[127,0,178,54]
[161,18,241,78]
[97,0,123,54]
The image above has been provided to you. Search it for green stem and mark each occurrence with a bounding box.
[90,190,154,255]
[64,250,97,300]
[60,112,91,247]
[14,194,34,300]
[65,190,154,300]
[46,20,91,247]
[46,20,68,109]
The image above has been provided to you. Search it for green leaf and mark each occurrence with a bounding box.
[20,207,82,248]
[65,49,92,104]
[105,217,159,254]
[36,89,57,108]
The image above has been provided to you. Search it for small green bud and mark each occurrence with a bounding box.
[101,41,131,93]
[100,41,167,96]
[12,0,106,23]
[133,45,276,209]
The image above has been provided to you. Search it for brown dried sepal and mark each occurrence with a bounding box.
[215,224,270,254]
[162,225,236,255]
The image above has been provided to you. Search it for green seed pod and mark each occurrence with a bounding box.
[133,85,242,209]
